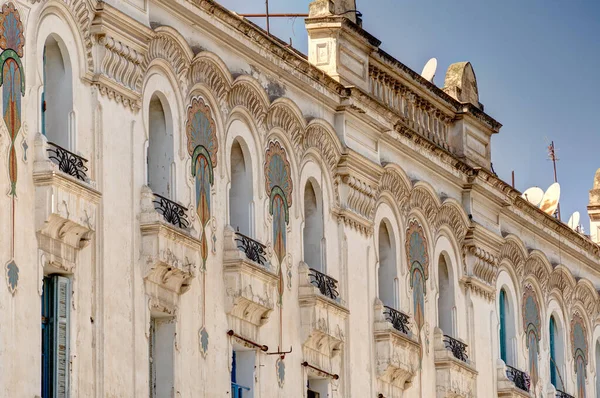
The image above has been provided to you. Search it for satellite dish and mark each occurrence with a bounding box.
[522,187,544,207]
[539,183,560,215]
[567,211,580,230]
[421,58,437,83]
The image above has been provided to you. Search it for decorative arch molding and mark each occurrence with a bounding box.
[189,52,232,102]
[498,235,527,277]
[35,0,95,74]
[267,98,305,152]
[227,76,270,127]
[573,279,598,316]
[549,265,577,306]
[144,26,193,91]
[406,183,440,223]
[33,0,93,81]
[374,165,411,217]
[523,251,552,293]
[432,200,470,249]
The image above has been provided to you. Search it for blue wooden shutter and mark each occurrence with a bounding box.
[499,289,507,363]
[42,277,52,398]
[52,276,70,398]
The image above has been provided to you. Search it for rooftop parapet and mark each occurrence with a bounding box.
[306,0,501,169]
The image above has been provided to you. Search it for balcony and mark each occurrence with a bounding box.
[497,362,531,397]
[298,262,348,368]
[555,391,574,398]
[223,226,278,334]
[33,133,100,270]
[433,328,477,398]
[140,186,199,298]
[373,300,420,396]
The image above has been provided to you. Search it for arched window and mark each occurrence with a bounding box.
[303,181,325,272]
[378,221,397,308]
[147,94,174,198]
[498,287,516,366]
[549,315,565,391]
[229,139,253,236]
[596,341,600,398]
[437,254,455,336]
[43,36,73,149]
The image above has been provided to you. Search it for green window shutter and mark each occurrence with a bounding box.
[52,276,70,398]
[499,289,507,363]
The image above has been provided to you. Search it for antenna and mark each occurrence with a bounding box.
[421,58,437,83]
[547,141,561,220]
[238,0,309,36]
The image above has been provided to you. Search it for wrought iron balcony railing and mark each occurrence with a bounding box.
[152,193,190,229]
[443,335,469,363]
[47,142,88,181]
[308,268,339,300]
[555,390,574,398]
[383,306,411,335]
[505,365,530,392]
[234,232,267,266]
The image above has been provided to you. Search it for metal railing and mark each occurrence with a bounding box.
[308,268,339,300]
[47,142,88,181]
[555,390,574,398]
[505,365,530,392]
[231,382,250,398]
[383,306,411,335]
[152,193,190,229]
[443,335,469,363]
[234,232,267,266]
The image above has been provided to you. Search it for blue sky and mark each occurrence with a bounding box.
[219,0,600,229]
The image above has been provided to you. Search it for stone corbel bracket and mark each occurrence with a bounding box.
[90,2,153,111]
[34,163,101,252]
[140,187,200,295]
[433,328,478,398]
[298,263,349,360]
[373,299,420,393]
[141,222,200,295]
[222,227,278,328]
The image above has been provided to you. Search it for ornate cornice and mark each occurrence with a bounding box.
[90,2,153,111]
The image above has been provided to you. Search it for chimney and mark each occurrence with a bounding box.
[305,0,378,91]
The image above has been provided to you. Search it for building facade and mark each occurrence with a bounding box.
[1,0,599,397]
